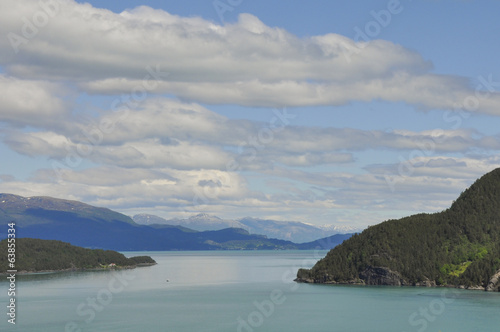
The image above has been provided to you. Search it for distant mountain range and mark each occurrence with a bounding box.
[133,213,359,243]
[0,194,353,251]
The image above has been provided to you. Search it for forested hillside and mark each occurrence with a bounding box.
[0,238,156,273]
[297,168,500,290]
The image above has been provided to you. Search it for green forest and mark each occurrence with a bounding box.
[297,168,500,289]
[0,238,156,273]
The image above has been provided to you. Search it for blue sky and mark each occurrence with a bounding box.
[1,0,500,229]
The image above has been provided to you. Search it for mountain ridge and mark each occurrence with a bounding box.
[296,168,500,291]
[0,193,135,226]
[132,213,358,243]
[0,194,352,251]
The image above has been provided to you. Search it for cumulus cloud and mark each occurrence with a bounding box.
[259,156,495,215]
[0,75,69,127]
[2,0,500,113]
[1,0,500,228]
[2,155,495,228]
[4,131,71,158]
[2,93,498,224]
[3,97,500,176]
[4,97,500,175]
[20,164,252,213]
[0,2,428,81]
[366,156,499,182]
[271,152,354,167]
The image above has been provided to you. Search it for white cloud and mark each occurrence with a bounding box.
[4,98,500,173]
[271,152,354,167]
[2,1,500,113]
[367,155,500,183]
[82,72,500,114]
[0,75,69,127]
[4,131,70,158]
[91,140,233,169]
[1,1,500,229]
[1,153,498,228]
[18,164,252,212]
[2,156,494,228]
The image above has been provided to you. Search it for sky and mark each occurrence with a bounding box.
[1,0,500,229]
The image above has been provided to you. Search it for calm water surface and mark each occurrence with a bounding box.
[1,250,499,331]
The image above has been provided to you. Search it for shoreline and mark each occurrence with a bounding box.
[0,262,157,276]
[294,277,496,292]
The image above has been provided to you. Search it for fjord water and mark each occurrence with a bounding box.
[2,251,500,332]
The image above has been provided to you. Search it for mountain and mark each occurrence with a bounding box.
[132,213,351,243]
[133,213,243,231]
[296,168,500,291]
[296,233,354,250]
[317,223,362,235]
[237,217,341,243]
[0,238,155,273]
[0,193,135,227]
[131,214,197,232]
[0,194,346,251]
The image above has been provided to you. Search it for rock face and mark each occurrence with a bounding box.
[296,265,500,291]
[486,269,500,292]
[359,266,406,286]
[414,279,437,287]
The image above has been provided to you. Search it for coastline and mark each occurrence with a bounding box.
[294,276,497,292]
[0,262,157,276]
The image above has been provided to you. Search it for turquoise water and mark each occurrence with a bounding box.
[1,250,500,331]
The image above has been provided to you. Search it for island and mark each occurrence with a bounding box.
[296,168,500,292]
[0,238,156,274]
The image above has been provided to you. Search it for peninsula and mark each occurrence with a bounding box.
[296,168,500,291]
[0,238,156,274]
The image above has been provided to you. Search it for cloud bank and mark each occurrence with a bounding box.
[1,0,500,113]
[0,0,499,228]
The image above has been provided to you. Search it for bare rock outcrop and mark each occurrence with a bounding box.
[486,269,500,292]
[359,266,408,286]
